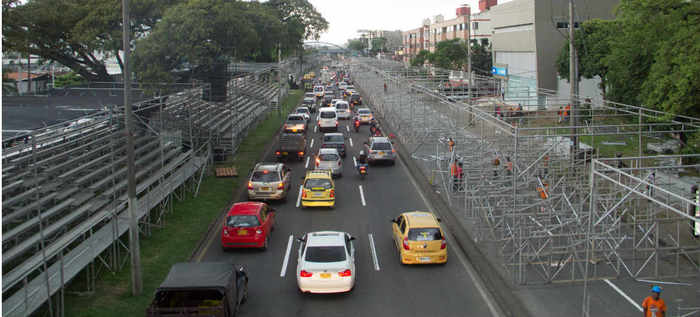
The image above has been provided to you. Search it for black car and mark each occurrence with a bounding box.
[350,94,362,106]
[321,132,346,158]
[322,95,334,107]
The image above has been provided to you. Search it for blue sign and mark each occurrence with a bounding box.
[492,65,507,78]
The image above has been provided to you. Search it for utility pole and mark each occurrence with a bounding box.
[569,0,579,154]
[122,0,142,296]
[467,14,472,107]
[27,40,31,95]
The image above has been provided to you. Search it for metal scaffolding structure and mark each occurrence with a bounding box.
[351,58,700,288]
[2,65,285,316]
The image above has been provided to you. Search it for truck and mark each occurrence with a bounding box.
[146,262,249,317]
[276,132,307,161]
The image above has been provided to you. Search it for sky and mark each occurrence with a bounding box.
[307,0,513,46]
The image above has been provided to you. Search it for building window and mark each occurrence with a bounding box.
[473,22,479,30]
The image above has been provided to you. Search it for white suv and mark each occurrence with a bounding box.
[296,231,356,294]
[317,107,338,132]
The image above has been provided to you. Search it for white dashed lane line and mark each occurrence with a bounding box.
[358,185,366,206]
[295,185,303,208]
[368,233,380,271]
[349,138,353,147]
[305,156,310,169]
[353,156,357,167]
[280,235,294,277]
[310,138,314,148]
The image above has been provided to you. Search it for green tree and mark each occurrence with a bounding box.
[429,39,467,70]
[2,0,181,81]
[370,37,387,54]
[54,72,86,88]
[557,19,616,100]
[470,40,493,75]
[346,39,367,52]
[411,50,431,67]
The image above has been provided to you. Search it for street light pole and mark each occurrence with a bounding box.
[467,14,472,107]
[569,0,579,154]
[122,0,142,296]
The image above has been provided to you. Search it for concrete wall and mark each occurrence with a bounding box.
[491,0,536,52]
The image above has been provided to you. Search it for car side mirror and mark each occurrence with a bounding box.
[437,218,442,222]
[296,237,305,243]
[391,219,397,223]
[349,236,356,241]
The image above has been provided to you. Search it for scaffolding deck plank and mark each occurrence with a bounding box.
[2,192,58,224]
[3,198,76,243]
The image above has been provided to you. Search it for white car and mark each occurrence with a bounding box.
[315,148,342,177]
[295,106,311,121]
[330,99,344,107]
[338,82,348,91]
[335,101,352,120]
[317,107,338,132]
[296,231,356,294]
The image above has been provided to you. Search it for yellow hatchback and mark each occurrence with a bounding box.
[301,170,335,208]
[391,211,447,264]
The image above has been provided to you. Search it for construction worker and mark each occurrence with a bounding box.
[450,161,459,192]
[642,286,666,317]
[564,104,571,122]
[448,138,455,152]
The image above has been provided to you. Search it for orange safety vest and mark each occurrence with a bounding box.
[451,162,458,176]
[564,105,571,117]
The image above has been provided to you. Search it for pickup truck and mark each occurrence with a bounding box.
[276,132,307,161]
[146,262,248,317]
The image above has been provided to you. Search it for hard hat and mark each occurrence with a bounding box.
[651,286,662,293]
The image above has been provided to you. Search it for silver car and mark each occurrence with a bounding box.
[247,163,292,200]
[315,148,343,177]
[367,137,396,165]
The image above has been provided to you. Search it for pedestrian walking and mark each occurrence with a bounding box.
[506,157,513,176]
[641,286,666,317]
[493,156,500,177]
[451,161,459,192]
[448,138,455,152]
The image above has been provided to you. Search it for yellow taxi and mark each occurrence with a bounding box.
[391,211,447,264]
[301,170,335,208]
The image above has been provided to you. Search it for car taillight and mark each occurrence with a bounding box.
[335,121,339,126]
[300,270,312,277]
[392,149,396,153]
[247,182,253,190]
[275,151,281,156]
[338,269,352,277]
[298,151,304,156]
[302,190,307,198]
[330,189,335,198]
[403,237,410,250]
[315,158,320,166]
[277,182,284,190]
[441,237,447,249]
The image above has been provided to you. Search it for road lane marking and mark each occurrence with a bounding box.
[353,156,357,167]
[314,125,318,133]
[305,156,310,169]
[358,185,366,206]
[296,185,303,208]
[349,138,353,147]
[346,125,350,132]
[368,233,380,271]
[310,138,314,148]
[603,279,643,312]
[280,235,294,277]
[399,158,502,317]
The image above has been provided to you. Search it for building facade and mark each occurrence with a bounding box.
[490,0,618,100]
[402,1,496,63]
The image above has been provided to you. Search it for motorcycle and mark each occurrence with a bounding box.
[354,119,360,133]
[357,163,368,179]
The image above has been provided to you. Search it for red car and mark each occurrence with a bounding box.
[221,202,275,250]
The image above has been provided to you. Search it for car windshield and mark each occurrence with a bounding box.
[336,103,348,110]
[296,108,309,114]
[371,142,392,151]
[251,171,280,182]
[359,110,371,115]
[408,228,442,241]
[287,116,304,123]
[304,246,346,262]
[319,153,339,161]
[323,135,344,143]
[304,178,332,189]
[350,95,360,100]
[320,111,336,119]
[227,215,260,227]
[314,87,323,92]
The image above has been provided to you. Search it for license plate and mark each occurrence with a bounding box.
[261,187,271,191]
[282,152,288,155]
[237,230,248,235]
[378,151,384,155]
[314,193,325,197]
[419,257,432,262]
[320,273,331,279]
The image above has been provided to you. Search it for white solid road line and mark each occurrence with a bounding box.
[349,138,353,147]
[358,185,366,206]
[346,125,350,132]
[305,156,310,169]
[603,279,643,312]
[400,158,503,317]
[295,185,303,208]
[314,125,318,133]
[353,156,357,167]
[310,138,314,148]
[280,235,294,277]
[368,233,380,271]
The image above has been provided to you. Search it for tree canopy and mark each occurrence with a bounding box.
[409,39,492,73]
[557,0,699,118]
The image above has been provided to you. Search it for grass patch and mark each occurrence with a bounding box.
[62,89,302,317]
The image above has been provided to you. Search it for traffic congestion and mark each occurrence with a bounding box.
[184,61,496,317]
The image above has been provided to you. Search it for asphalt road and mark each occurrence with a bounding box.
[196,107,498,317]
